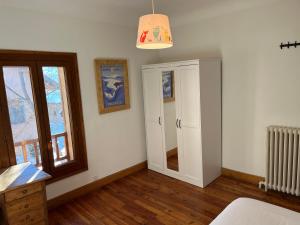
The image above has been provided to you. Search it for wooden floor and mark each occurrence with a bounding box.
[49,169,300,225]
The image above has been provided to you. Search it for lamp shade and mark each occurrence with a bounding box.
[136,14,173,49]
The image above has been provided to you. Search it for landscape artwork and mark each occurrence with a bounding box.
[162,71,175,102]
[95,59,130,114]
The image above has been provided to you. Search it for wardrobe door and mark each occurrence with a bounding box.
[142,69,164,171]
[178,65,200,128]
[177,65,203,186]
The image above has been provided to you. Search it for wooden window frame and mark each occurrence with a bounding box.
[0,50,88,183]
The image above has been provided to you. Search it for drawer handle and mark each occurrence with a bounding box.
[22,189,28,194]
[24,204,29,209]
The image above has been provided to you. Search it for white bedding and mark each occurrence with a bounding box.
[210,198,300,225]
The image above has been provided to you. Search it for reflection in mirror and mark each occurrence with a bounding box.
[162,71,179,171]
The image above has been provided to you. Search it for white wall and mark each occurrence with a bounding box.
[163,102,177,151]
[2,0,300,196]
[0,6,158,199]
[159,0,300,176]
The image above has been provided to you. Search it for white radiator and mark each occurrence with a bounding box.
[259,126,300,196]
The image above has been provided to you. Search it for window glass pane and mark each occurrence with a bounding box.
[42,67,74,167]
[3,67,42,167]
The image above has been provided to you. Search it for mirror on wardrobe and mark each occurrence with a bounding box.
[162,71,179,172]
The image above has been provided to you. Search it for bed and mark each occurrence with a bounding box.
[210,198,300,225]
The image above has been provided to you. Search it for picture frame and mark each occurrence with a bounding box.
[162,71,175,103]
[94,59,130,114]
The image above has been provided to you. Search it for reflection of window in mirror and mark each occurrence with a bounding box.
[162,71,178,171]
[162,71,175,103]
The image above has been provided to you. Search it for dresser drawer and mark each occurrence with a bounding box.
[8,208,45,225]
[6,192,44,217]
[5,182,43,202]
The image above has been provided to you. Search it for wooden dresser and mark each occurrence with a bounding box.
[0,163,51,225]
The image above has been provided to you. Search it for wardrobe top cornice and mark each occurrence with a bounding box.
[142,58,221,70]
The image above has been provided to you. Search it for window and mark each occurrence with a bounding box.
[0,50,88,182]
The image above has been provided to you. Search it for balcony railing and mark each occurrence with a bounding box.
[14,132,70,167]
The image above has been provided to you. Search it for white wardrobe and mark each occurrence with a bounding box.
[142,59,221,187]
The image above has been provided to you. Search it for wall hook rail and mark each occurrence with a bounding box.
[280,41,300,49]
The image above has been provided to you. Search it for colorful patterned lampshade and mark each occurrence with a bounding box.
[136,14,173,49]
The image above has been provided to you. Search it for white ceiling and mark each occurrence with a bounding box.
[0,0,281,27]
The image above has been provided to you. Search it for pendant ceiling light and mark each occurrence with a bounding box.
[136,0,173,49]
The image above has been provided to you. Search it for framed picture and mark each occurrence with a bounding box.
[94,59,130,114]
[162,71,175,103]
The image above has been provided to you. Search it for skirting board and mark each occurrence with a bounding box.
[47,161,147,209]
[222,168,264,185]
[48,163,263,209]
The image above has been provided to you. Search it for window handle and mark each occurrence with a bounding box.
[47,140,52,150]
[176,119,179,128]
[179,120,182,129]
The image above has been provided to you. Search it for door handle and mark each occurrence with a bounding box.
[158,116,161,125]
[176,119,179,128]
[179,120,182,129]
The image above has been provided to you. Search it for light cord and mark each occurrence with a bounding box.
[152,0,155,14]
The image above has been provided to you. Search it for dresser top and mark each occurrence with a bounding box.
[0,162,51,194]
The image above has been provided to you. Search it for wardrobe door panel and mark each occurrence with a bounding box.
[143,69,162,123]
[145,122,164,170]
[174,69,182,125]
[143,69,164,171]
[181,127,203,186]
[177,65,203,186]
[178,65,200,128]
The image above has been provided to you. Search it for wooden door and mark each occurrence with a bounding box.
[142,69,164,171]
[177,65,203,186]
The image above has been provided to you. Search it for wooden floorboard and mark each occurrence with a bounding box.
[49,169,300,225]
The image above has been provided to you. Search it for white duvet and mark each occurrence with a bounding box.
[210,198,300,225]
